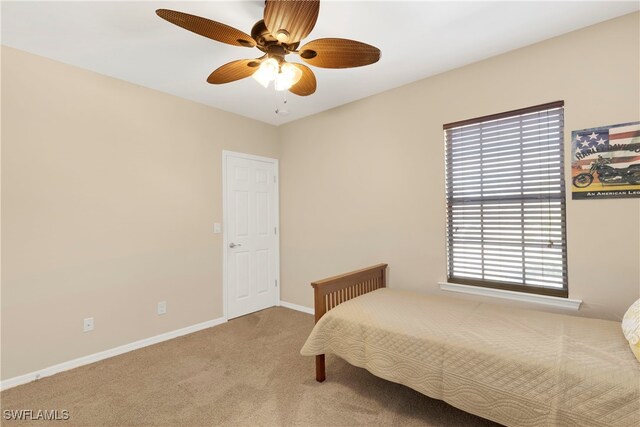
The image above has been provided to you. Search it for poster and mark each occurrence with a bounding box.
[571,121,640,199]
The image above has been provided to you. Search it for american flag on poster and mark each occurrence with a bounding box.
[573,124,640,168]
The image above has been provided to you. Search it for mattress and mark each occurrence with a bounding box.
[301,288,640,427]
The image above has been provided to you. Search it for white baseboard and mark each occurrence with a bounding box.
[279,300,314,315]
[0,316,227,391]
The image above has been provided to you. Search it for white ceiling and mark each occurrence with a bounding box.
[2,1,638,125]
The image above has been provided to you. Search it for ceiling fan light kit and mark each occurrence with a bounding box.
[156,0,380,100]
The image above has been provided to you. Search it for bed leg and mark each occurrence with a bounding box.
[315,355,326,382]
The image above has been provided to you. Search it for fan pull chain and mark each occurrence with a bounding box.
[274,89,289,116]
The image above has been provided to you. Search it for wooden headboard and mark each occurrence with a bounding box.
[310,263,388,323]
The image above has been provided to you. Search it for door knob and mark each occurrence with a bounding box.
[229,242,242,248]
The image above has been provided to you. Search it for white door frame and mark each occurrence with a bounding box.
[222,150,280,320]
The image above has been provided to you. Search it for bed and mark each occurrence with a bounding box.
[300,264,640,427]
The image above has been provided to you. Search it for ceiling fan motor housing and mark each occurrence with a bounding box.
[251,20,300,55]
[266,44,287,63]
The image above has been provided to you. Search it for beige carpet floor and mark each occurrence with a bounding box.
[1,307,500,426]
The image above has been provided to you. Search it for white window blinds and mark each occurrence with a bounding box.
[444,101,568,297]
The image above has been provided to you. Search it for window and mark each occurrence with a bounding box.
[444,101,567,297]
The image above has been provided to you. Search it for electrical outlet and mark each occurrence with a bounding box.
[157,301,167,315]
[83,317,94,332]
[214,223,222,234]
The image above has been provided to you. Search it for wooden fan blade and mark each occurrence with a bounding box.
[207,59,262,84]
[288,63,316,96]
[299,38,380,68]
[264,0,319,44]
[156,9,256,47]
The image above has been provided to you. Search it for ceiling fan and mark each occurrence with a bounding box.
[156,0,381,97]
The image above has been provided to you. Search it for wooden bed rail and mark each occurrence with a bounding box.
[310,263,388,382]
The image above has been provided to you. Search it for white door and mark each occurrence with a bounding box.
[224,152,279,319]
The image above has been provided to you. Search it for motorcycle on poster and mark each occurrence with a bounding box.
[571,122,640,200]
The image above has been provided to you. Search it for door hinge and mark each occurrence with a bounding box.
[274,227,277,235]
[273,175,277,183]
[275,279,278,287]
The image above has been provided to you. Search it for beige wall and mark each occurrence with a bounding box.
[1,46,279,380]
[279,13,640,320]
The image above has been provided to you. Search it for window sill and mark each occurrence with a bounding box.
[438,282,582,311]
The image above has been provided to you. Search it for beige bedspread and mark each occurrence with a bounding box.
[301,288,640,427]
